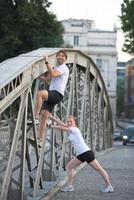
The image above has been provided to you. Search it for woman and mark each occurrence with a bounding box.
[49,115,114,193]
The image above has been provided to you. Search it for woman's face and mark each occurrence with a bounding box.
[67,117,75,127]
[56,52,67,64]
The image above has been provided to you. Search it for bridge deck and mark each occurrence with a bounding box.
[48,143,134,200]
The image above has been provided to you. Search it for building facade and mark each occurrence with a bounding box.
[61,19,117,121]
[117,62,126,80]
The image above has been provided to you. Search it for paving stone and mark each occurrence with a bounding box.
[50,142,134,200]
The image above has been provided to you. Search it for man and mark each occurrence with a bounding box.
[34,50,69,147]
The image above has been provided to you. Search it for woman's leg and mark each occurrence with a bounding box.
[66,158,82,186]
[89,159,112,187]
[34,90,48,118]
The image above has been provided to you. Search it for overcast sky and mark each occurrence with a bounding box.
[49,0,132,62]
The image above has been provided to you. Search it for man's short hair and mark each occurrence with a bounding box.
[56,50,67,59]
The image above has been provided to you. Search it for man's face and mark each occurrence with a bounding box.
[56,52,67,64]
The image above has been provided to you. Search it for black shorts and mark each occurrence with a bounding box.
[76,150,95,163]
[42,90,63,113]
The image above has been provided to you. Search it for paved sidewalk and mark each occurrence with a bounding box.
[44,142,134,200]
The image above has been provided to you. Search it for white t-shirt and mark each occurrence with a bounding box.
[68,127,90,155]
[49,63,69,96]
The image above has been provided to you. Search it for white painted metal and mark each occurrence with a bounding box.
[0,48,113,200]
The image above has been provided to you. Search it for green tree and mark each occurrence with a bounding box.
[120,0,134,54]
[116,79,125,115]
[0,0,64,62]
[0,0,21,60]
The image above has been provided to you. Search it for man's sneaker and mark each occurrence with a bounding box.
[35,118,40,125]
[101,186,114,193]
[27,118,39,125]
[37,138,43,148]
[29,137,43,148]
[61,185,74,192]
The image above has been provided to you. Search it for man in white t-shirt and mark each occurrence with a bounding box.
[34,50,69,147]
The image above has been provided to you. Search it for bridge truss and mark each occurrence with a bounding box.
[0,48,113,200]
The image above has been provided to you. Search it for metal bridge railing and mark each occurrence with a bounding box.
[0,48,113,200]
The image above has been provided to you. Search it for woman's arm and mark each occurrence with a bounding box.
[51,125,69,132]
[49,115,68,127]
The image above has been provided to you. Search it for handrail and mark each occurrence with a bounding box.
[0,48,113,200]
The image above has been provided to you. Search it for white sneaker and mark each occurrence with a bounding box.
[37,138,43,148]
[29,137,43,148]
[34,118,40,125]
[27,118,39,125]
[61,186,74,192]
[101,186,114,193]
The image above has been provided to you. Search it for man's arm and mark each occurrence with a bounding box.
[45,56,61,78]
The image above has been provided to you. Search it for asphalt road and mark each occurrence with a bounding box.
[48,141,134,200]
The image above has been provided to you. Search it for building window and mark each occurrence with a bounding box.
[74,35,79,46]
[71,24,83,27]
[96,59,102,70]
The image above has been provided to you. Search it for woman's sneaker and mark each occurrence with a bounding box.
[61,185,74,192]
[101,186,114,193]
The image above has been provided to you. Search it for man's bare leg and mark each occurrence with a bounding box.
[38,109,50,140]
[34,90,48,119]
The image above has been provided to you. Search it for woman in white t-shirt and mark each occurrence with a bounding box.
[50,115,114,193]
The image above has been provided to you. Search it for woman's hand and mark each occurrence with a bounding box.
[49,114,54,120]
[49,114,68,127]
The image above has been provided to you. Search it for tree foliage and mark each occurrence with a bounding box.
[0,0,64,62]
[116,79,125,115]
[120,0,134,54]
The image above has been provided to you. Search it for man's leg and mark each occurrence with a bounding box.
[38,109,50,140]
[34,90,48,119]
[89,159,112,187]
